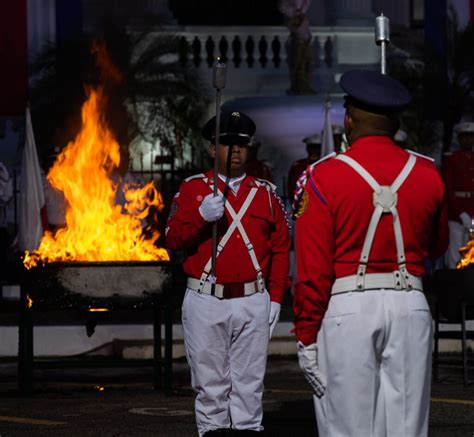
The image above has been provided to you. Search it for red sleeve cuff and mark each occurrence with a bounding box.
[269,287,285,304]
[292,324,320,345]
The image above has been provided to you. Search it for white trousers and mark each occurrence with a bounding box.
[182,288,270,436]
[314,290,433,437]
[445,220,469,268]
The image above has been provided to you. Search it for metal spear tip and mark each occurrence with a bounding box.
[213,58,227,90]
[375,13,390,45]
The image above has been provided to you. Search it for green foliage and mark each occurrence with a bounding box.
[388,7,474,154]
[29,18,209,169]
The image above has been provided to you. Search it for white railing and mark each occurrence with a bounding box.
[158,25,379,70]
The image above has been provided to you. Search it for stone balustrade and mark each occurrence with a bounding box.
[155,25,379,71]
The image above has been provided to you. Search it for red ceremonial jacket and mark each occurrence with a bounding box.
[166,170,291,303]
[293,136,448,345]
[441,150,474,221]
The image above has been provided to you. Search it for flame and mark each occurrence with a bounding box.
[24,87,169,268]
[26,294,33,308]
[457,239,474,269]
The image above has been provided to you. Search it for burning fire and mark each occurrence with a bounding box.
[457,240,474,269]
[24,87,169,268]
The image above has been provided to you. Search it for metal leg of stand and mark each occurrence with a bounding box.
[153,304,162,390]
[164,293,173,395]
[461,302,468,387]
[433,304,439,383]
[18,284,34,396]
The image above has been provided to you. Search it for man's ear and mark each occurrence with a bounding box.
[344,112,352,128]
[344,112,353,137]
[208,143,216,158]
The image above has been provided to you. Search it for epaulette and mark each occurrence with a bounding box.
[183,173,206,183]
[407,150,435,162]
[255,178,277,192]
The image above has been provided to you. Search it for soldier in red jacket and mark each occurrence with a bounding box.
[166,110,290,436]
[441,121,474,268]
[287,133,321,202]
[293,70,448,437]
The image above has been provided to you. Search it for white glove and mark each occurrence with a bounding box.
[269,302,281,339]
[199,194,225,222]
[297,341,326,398]
[459,212,472,230]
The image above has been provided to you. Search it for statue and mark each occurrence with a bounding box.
[278,0,315,95]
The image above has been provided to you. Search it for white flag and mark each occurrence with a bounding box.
[18,107,45,251]
[321,98,335,158]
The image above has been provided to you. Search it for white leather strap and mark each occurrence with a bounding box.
[331,272,423,295]
[336,154,381,192]
[197,187,262,292]
[219,187,265,290]
[336,153,417,291]
[391,154,416,192]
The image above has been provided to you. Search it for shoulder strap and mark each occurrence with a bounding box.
[336,154,381,192]
[255,178,277,192]
[406,149,434,162]
[183,173,206,183]
[308,152,337,171]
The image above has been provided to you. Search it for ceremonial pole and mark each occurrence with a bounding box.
[211,59,226,281]
[375,13,390,74]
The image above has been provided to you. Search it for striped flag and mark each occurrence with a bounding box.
[18,107,45,251]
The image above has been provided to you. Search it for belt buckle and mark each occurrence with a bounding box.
[222,283,246,299]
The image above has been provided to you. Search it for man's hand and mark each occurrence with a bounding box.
[297,341,326,398]
[199,194,225,222]
[269,302,281,339]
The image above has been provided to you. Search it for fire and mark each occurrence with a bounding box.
[457,240,474,269]
[24,87,169,269]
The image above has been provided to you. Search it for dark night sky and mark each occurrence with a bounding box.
[167,0,283,25]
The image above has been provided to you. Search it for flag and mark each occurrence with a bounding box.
[18,107,45,251]
[321,97,335,158]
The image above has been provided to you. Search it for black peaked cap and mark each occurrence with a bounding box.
[202,110,256,146]
[340,70,411,115]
